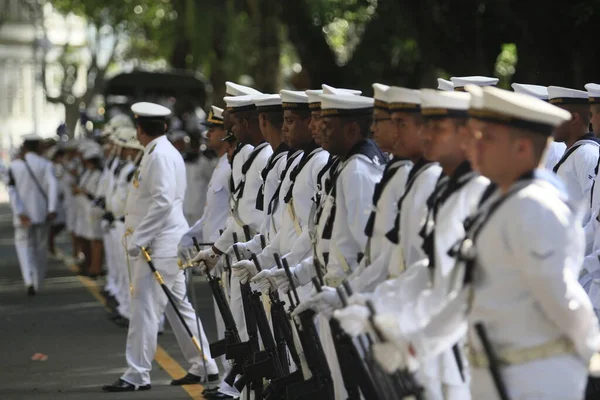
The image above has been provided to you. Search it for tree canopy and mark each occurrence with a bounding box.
[49,0,600,109]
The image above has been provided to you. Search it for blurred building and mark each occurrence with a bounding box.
[0,0,86,152]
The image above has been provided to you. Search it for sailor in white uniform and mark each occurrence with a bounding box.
[371,86,600,400]
[102,102,219,393]
[548,86,599,225]
[8,134,59,295]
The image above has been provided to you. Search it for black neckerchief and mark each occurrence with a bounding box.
[233,141,270,200]
[321,139,386,240]
[364,156,411,237]
[256,142,290,211]
[420,161,477,271]
[267,150,303,215]
[449,169,567,287]
[385,158,438,244]
[284,144,323,204]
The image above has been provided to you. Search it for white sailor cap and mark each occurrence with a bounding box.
[322,84,362,96]
[113,126,137,145]
[511,83,548,101]
[387,87,421,113]
[82,146,103,160]
[131,102,171,120]
[122,137,144,151]
[22,133,43,142]
[225,81,262,96]
[437,78,454,91]
[202,105,224,127]
[252,94,282,112]
[169,130,188,142]
[223,95,257,113]
[465,85,485,111]
[280,90,310,110]
[319,94,374,117]
[420,89,470,118]
[548,86,589,105]
[305,89,324,110]
[451,76,499,91]
[585,83,600,104]
[372,83,390,110]
[470,86,571,136]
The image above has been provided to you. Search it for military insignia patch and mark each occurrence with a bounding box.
[149,144,157,154]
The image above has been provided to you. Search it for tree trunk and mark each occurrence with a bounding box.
[252,0,281,93]
[64,103,81,138]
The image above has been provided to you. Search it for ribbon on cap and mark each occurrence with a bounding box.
[549,97,589,105]
[282,102,310,110]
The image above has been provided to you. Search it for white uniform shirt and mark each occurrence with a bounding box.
[110,161,137,217]
[125,135,189,258]
[183,153,217,223]
[399,160,443,269]
[405,176,600,373]
[544,141,566,171]
[324,140,385,286]
[8,152,58,226]
[554,136,599,224]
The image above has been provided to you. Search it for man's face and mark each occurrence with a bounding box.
[321,116,345,155]
[391,112,421,159]
[309,111,323,146]
[474,122,515,184]
[591,105,600,135]
[421,118,462,163]
[206,126,226,151]
[370,108,395,153]
[172,139,186,153]
[230,112,249,144]
[283,110,311,149]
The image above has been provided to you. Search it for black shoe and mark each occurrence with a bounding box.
[27,286,36,296]
[106,296,119,311]
[108,309,121,321]
[204,391,235,399]
[171,372,201,386]
[113,316,129,328]
[101,379,151,392]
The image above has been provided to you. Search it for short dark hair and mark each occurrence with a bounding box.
[342,114,373,137]
[289,109,311,120]
[509,127,550,161]
[137,119,166,137]
[263,111,284,130]
[565,104,591,127]
[22,140,40,152]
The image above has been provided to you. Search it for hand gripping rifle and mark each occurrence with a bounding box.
[283,259,334,400]
[364,299,424,400]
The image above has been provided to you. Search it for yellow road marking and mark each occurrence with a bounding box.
[67,263,206,399]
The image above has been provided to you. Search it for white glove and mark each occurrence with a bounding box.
[177,245,196,265]
[226,242,253,261]
[191,248,219,270]
[291,287,341,318]
[347,292,369,306]
[272,268,298,294]
[373,342,407,374]
[333,304,371,337]
[100,219,112,233]
[92,205,105,219]
[373,313,405,344]
[127,245,141,258]
[251,270,276,294]
[231,260,259,284]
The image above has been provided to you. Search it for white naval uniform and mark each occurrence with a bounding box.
[180,153,231,367]
[121,135,218,386]
[553,134,600,225]
[184,153,217,226]
[8,152,58,289]
[403,172,599,400]
[317,140,385,400]
[99,157,121,297]
[544,141,566,171]
[109,159,137,319]
[349,156,412,293]
[63,159,79,232]
[80,168,103,240]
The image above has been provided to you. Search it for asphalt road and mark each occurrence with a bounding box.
[0,203,219,400]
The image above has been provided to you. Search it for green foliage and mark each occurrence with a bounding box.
[495,43,518,89]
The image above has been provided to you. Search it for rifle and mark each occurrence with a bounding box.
[283,256,334,400]
[364,300,424,400]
